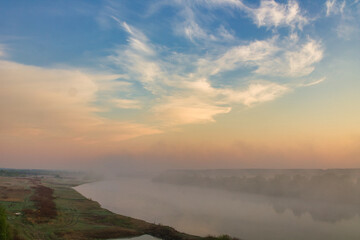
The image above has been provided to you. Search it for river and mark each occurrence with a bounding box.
[75,178,360,240]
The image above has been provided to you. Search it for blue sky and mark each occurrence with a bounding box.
[1,0,355,66]
[1,0,360,169]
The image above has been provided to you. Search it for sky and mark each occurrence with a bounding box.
[0,0,360,170]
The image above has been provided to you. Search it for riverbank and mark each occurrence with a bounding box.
[0,170,239,240]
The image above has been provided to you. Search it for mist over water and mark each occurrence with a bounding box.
[75,172,360,240]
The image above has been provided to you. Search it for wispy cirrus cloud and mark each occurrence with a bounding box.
[175,5,214,43]
[166,0,309,44]
[299,77,326,87]
[192,0,309,29]
[221,82,289,106]
[324,0,360,39]
[325,0,346,16]
[41,0,322,128]
[103,16,322,125]
[255,38,323,77]
[245,0,308,29]
[196,35,322,78]
[170,1,236,43]
[196,38,279,77]
[108,18,167,95]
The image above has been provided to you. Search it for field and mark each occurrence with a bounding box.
[0,170,238,240]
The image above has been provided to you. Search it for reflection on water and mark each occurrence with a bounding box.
[271,197,360,223]
[75,178,360,240]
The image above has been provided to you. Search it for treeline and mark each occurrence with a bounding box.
[154,170,360,204]
[0,168,61,177]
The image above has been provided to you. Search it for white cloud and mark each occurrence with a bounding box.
[221,82,289,106]
[134,0,310,43]
[174,4,217,43]
[325,0,360,39]
[300,77,326,87]
[118,20,155,56]
[198,0,308,29]
[109,23,286,125]
[286,40,323,76]
[249,0,308,29]
[108,21,167,94]
[255,39,323,77]
[149,78,288,125]
[217,25,235,41]
[197,38,278,76]
[326,0,346,16]
[112,98,142,109]
[182,20,212,42]
[196,37,323,78]
[153,96,231,125]
[106,20,323,126]
[326,0,336,16]
[166,1,239,43]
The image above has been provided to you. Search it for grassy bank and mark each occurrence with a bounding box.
[0,170,239,240]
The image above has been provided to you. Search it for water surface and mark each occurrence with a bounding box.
[75,178,360,240]
[110,235,160,240]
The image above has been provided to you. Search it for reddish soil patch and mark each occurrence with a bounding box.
[23,185,57,223]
